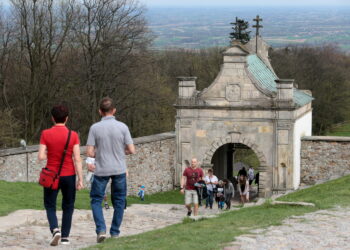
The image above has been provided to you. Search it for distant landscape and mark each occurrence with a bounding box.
[145,6,350,51]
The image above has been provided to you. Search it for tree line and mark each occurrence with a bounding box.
[1,0,349,148]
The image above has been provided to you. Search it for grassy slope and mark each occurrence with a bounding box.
[327,122,350,136]
[2,175,350,249]
[0,181,182,216]
[88,175,350,250]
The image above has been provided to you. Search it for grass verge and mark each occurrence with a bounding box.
[327,122,350,136]
[86,175,350,250]
[0,181,182,216]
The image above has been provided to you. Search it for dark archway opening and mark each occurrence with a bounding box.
[211,143,260,201]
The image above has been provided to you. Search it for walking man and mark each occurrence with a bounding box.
[86,97,135,243]
[180,158,204,217]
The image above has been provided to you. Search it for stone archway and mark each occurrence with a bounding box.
[202,133,270,197]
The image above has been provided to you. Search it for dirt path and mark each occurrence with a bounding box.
[0,203,224,250]
[225,206,350,250]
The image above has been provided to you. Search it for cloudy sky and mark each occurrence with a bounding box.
[141,0,350,7]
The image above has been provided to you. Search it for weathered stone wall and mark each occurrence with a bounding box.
[301,136,350,185]
[0,132,176,195]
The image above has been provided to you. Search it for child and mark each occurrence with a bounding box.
[138,185,145,201]
[216,181,225,209]
[223,179,234,209]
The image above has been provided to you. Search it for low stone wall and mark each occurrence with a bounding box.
[0,132,176,196]
[301,136,350,185]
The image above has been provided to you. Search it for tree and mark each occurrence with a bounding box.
[270,45,350,135]
[230,17,251,44]
[9,0,76,142]
[72,0,151,119]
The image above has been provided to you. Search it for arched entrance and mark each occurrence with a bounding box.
[211,143,259,180]
[211,143,261,200]
[201,134,269,197]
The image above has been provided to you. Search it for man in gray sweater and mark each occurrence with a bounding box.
[86,97,135,243]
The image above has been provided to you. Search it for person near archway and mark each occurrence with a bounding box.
[223,179,234,209]
[204,169,218,209]
[180,158,204,216]
[237,167,247,178]
[248,166,255,187]
[238,175,249,204]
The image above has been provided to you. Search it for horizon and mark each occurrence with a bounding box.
[141,0,350,7]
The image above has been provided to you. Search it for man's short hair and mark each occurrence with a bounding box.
[51,105,69,123]
[99,97,115,113]
[208,168,213,173]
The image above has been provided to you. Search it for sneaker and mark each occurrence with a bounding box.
[104,202,110,210]
[50,229,61,246]
[97,232,106,243]
[111,234,119,239]
[187,210,192,217]
[61,238,70,245]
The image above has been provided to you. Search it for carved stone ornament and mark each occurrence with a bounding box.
[226,84,241,102]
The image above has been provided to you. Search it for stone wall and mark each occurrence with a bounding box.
[301,136,350,185]
[0,132,176,196]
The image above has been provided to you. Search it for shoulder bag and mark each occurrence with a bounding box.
[39,130,71,190]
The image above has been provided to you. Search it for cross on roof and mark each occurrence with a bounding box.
[253,15,263,36]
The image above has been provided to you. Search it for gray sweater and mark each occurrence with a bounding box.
[224,182,235,195]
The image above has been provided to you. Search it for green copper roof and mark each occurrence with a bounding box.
[247,54,313,107]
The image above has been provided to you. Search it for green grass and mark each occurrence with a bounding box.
[327,122,350,136]
[2,176,350,250]
[0,181,182,216]
[0,181,91,216]
[127,190,183,206]
[86,175,350,250]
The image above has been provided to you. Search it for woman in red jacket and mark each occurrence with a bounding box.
[38,105,83,246]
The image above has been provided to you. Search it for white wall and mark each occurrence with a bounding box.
[293,111,312,189]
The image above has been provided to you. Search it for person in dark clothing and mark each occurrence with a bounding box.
[237,167,247,178]
[223,179,234,209]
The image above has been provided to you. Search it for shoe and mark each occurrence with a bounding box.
[50,229,61,246]
[97,232,106,243]
[61,238,70,245]
[187,210,192,217]
[111,234,119,239]
[104,202,110,210]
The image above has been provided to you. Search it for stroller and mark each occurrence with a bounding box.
[195,180,208,206]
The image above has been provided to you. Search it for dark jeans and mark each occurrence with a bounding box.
[44,175,76,238]
[206,190,214,208]
[225,193,233,209]
[90,173,127,236]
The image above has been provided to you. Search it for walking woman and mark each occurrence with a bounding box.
[38,105,83,246]
[223,179,234,209]
[238,175,249,204]
[204,169,218,209]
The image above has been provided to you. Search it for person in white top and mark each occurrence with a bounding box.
[204,169,218,209]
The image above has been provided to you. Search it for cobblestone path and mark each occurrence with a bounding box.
[0,203,223,250]
[225,207,350,250]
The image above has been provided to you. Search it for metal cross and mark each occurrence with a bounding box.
[253,15,263,53]
[253,15,263,36]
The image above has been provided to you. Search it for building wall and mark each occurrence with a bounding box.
[293,111,312,189]
[0,132,176,196]
[176,108,276,196]
[300,136,350,185]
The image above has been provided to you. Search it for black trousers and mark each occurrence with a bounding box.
[44,175,76,238]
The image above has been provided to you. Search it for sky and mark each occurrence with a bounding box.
[141,0,350,7]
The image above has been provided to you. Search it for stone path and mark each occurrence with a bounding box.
[0,203,225,250]
[225,206,350,250]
